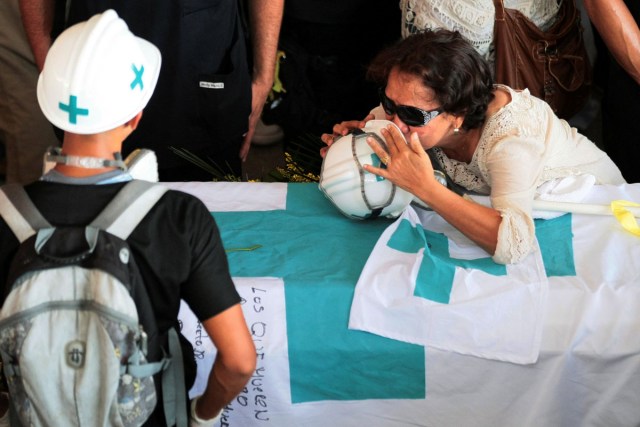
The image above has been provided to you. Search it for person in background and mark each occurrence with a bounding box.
[19,0,284,181]
[400,0,561,68]
[583,0,640,85]
[0,0,59,184]
[321,29,625,265]
[399,0,600,127]
[268,0,401,137]
[583,0,640,182]
[0,10,255,425]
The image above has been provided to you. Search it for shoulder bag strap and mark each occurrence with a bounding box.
[492,0,505,21]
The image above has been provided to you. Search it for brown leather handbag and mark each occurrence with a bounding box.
[492,0,592,120]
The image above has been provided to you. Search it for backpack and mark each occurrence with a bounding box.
[0,180,188,427]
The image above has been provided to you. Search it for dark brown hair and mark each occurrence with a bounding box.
[367,29,494,130]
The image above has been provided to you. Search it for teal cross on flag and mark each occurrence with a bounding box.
[214,184,425,403]
[387,218,506,303]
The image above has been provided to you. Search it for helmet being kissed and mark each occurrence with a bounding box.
[319,120,414,220]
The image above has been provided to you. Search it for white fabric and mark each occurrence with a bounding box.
[161,182,287,212]
[433,85,625,263]
[349,205,548,364]
[532,174,596,218]
[399,0,560,66]
[468,174,598,219]
[180,277,290,421]
[535,173,596,202]
[175,181,640,427]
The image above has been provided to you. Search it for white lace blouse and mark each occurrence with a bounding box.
[430,85,625,264]
[399,0,561,65]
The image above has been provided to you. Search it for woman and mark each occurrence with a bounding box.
[400,0,561,67]
[321,29,625,264]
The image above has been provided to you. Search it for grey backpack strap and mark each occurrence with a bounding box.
[92,180,188,427]
[0,184,52,243]
[162,328,188,427]
[90,180,169,239]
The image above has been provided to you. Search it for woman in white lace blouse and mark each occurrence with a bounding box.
[321,30,624,264]
[400,0,561,67]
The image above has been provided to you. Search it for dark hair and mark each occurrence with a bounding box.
[367,29,494,130]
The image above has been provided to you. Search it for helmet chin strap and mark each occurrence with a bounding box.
[45,147,127,170]
[352,132,396,219]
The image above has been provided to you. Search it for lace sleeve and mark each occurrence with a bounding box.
[493,206,536,264]
[483,130,547,263]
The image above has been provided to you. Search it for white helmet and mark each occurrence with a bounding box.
[37,9,161,134]
[319,120,414,220]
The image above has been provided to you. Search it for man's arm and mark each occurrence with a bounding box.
[583,0,640,85]
[239,0,284,161]
[19,0,55,71]
[193,304,256,421]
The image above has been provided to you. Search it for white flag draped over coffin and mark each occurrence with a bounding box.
[349,205,549,365]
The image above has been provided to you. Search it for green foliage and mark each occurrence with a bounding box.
[169,131,325,183]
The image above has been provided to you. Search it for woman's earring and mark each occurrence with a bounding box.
[453,127,460,134]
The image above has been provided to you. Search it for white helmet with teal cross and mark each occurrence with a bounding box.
[319,120,415,220]
[37,9,161,134]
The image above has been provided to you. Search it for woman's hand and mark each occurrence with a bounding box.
[365,124,502,256]
[363,124,437,196]
[320,114,374,157]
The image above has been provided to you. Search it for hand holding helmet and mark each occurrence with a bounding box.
[363,123,440,198]
[319,120,414,220]
[319,114,375,158]
[319,119,448,219]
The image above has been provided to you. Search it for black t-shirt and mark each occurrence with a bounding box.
[0,181,240,330]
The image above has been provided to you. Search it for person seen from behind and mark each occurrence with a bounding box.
[0,10,255,426]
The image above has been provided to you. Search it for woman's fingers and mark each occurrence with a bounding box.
[321,118,371,148]
[408,131,426,155]
[381,124,407,155]
[366,135,388,160]
[363,155,390,179]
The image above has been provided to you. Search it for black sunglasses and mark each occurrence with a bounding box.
[378,87,442,127]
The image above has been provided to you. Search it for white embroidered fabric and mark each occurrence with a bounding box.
[399,0,561,64]
[433,85,625,264]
